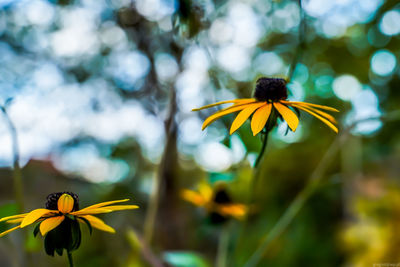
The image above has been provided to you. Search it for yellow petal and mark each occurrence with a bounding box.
[96,205,139,211]
[0,213,28,223]
[79,215,115,233]
[20,209,56,228]
[79,199,130,212]
[202,104,252,130]
[6,218,24,224]
[292,104,338,133]
[230,103,266,134]
[181,189,207,207]
[290,103,337,124]
[217,204,248,219]
[39,216,65,236]
[273,102,299,132]
[198,183,213,202]
[250,104,272,136]
[57,194,75,214]
[192,98,256,111]
[281,101,339,112]
[70,208,113,216]
[0,225,20,238]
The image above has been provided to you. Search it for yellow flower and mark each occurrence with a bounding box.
[0,192,139,238]
[181,183,247,222]
[193,77,339,136]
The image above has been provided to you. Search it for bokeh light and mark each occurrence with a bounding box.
[379,10,400,36]
[370,50,397,76]
[332,74,362,101]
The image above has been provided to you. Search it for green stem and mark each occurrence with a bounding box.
[243,181,316,267]
[67,251,74,267]
[254,132,269,168]
[0,106,24,213]
[216,224,230,267]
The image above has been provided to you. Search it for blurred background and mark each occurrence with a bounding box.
[0,0,399,266]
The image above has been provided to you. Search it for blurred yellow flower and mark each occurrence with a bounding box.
[181,183,247,222]
[341,183,400,267]
[193,77,339,136]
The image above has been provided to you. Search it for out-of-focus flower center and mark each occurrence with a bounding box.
[45,192,79,212]
[213,188,232,204]
[253,77,288,102]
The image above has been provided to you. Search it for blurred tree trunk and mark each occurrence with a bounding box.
[118,7,185,250]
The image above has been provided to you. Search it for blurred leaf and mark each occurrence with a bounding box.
[164,251,210,267]
[209,172,234,183]
[0,203,18,217]
[126,229,144,267]
[25,231,42,252]
[126,229,142,252]
[0,203,18,232]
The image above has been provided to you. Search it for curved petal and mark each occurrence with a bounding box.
[0,213,28,223]
[281,101,339,112]
[70,208,113,216]
[20,209,57,228]
[291,104,338,133]
[58,194,75,214]
[79,199,130,212]
[201,104,254,130]
[0,225,20,238]
[250,104,272,136]
[198,183,213,202]
[290,103,337,124]
[230,103,266,134]
[273,102,299,132]
[192,98,256,111]
[6,218,24,224]
[40,216,65,236]
[79,215,115,233]
[97,205,139,211]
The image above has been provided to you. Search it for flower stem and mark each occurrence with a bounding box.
[254,131,269,168]
[67,251,74,267]
[0,105,24,213]
[216,223,231,267]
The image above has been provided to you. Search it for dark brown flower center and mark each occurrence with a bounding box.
[209,187,232,224]
[45,192,79,212]
[253,77,288,102]
[213,188,232,204]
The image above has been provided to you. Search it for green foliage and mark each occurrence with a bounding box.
[0,203,18,233]
[164,251,210,267]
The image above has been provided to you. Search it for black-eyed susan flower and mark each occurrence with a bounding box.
[181,183,247,224]
[0,192,139,258]
[193,77,339,136]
